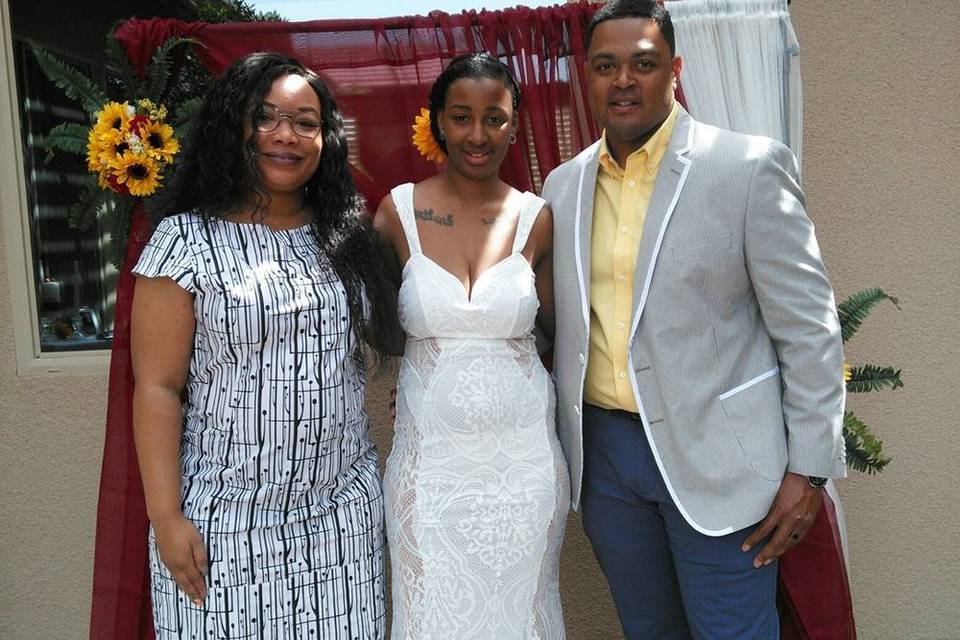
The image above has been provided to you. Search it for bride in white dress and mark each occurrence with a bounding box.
[374,53,569,639]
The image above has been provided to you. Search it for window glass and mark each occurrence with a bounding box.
[8,1,187,352]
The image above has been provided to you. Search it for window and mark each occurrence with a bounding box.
[1,0,188,374]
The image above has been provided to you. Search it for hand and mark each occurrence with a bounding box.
[389,387,397,425]
[154,514,208,605]
[741,472,822,569]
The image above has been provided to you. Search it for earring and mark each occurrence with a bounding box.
[438,130,445,141]
[509,131,517,145]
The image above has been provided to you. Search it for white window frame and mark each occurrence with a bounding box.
[0,0,109,376]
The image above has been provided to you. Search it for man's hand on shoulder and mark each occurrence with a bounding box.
[741,471,823,569]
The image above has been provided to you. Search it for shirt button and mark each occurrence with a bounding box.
[620,225,629,234]
[617,321,626,330]
[617,273,626,282]
[627,179,637,187]
[618,371,627,379]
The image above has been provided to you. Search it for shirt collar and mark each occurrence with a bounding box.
[598,101,680,178]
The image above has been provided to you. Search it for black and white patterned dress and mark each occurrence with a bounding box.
[133,213,385,639]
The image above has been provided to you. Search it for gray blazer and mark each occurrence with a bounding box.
[543,107,847,535]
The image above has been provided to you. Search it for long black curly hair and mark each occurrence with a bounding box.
[149,52,397,357]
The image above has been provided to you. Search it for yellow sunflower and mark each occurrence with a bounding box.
[110,150,162,197]
[411,107,444,163]
[89,117,125,169]
[94,101,132,135]
[136,119,179,163]
[86,127,111,174]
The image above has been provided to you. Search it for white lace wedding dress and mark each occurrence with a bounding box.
[383,183,569,639]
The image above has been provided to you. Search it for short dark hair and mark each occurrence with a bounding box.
[585,0,676,57]
[427,52,521,154]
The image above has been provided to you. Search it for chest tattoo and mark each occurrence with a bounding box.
[415,208,454,227]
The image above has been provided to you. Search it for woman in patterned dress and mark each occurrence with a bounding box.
[131,53,399,638]
[375,54,569,639]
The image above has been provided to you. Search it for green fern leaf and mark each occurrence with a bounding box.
[837,288,899,343]
[31,46,107,116]
[843,411,890,474]
[105,25,141,101]
[106,197,136,270]
[43,122,89,162]
[142,38,196,104]
[172,96,204,138]
[847,364,904,393]
[68,179,107,231]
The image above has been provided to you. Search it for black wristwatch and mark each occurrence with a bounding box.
[807,476,828,488]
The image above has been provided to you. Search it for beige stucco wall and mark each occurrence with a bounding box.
[1,0,958,638]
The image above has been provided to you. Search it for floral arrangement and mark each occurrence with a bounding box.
[32,34,205,267]
[411,107,444,163]
[838,288,902,473]
[87,99,179,197]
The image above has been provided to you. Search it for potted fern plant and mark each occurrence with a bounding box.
[838,287,902,473]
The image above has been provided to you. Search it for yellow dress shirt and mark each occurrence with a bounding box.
[584,102,679,411]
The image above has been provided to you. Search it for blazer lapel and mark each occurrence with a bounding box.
[629,109,695,338]
[575,142,601,331]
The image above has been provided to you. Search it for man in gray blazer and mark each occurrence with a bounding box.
[541,1,846,637]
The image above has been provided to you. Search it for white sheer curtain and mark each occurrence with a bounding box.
[669,0,849,566]
[668,0,803,165]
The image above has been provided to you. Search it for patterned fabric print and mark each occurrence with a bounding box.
[384,184,570,639]
[134,214,385,639]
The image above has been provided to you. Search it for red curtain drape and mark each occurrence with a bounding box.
[90,4,851,638]
[114,3,608,207]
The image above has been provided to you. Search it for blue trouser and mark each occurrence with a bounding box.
[580,404,779,640]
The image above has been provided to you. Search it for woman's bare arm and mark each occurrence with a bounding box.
[530,205,555,343]
[371,195,408,357]
[131,275,207,604]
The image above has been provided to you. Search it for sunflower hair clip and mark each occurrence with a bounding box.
[411,107,444,163]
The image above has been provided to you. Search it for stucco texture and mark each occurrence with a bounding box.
[1,0,958,637]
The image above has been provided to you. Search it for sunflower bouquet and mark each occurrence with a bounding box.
[87,99,179,197]
[32,33,205,267]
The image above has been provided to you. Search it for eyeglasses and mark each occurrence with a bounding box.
[255,106,322,139]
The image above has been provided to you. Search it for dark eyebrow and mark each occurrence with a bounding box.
[589,52,616,63]
[262,101,320,115]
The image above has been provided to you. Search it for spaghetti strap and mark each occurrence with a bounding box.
[511,192,547,254]
[389,182,422,256]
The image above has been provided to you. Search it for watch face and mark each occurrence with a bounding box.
[808,476,828,487]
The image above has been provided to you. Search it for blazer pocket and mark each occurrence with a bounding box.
[670,233,733,262]
[634,365,663,425]
[718,368,787,482]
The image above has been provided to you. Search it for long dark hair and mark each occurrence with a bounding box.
[149,52,397,357]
